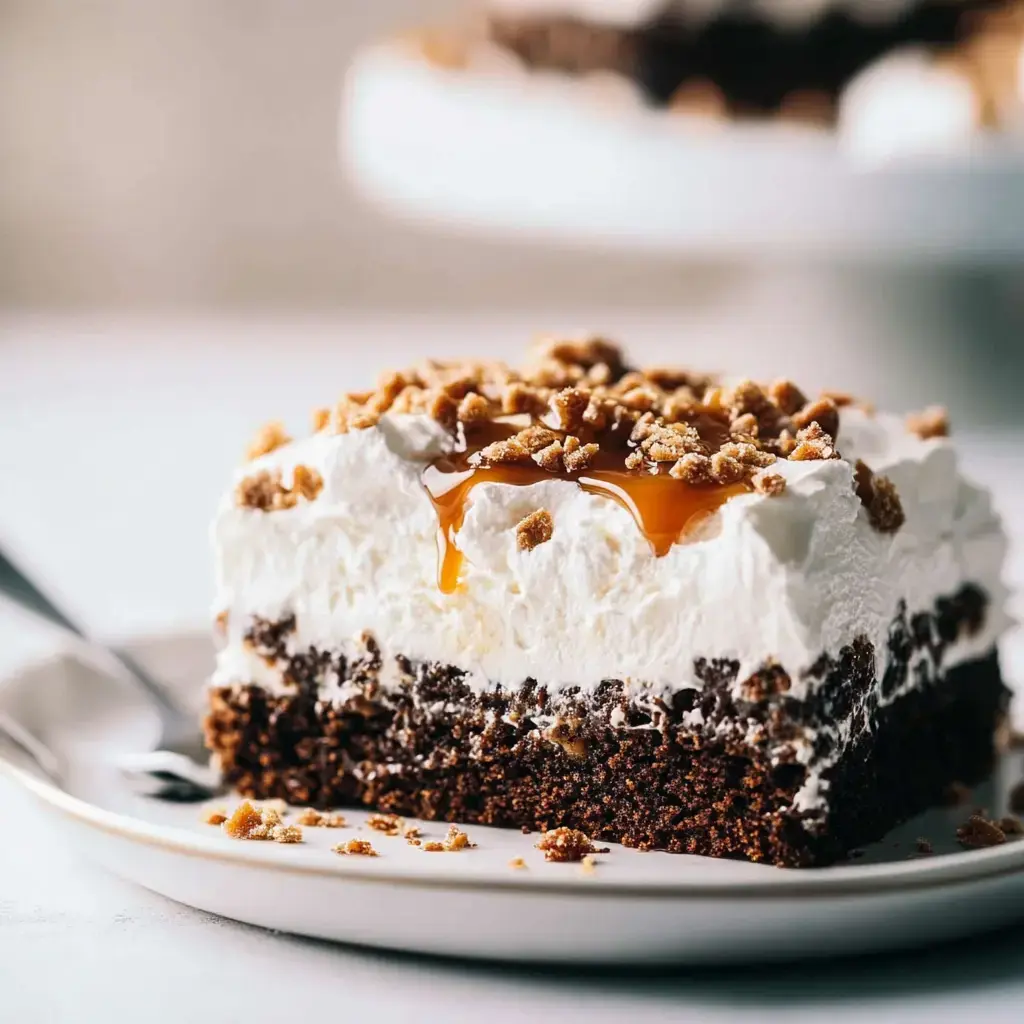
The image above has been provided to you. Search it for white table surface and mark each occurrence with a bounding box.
[2,317,1024,1023]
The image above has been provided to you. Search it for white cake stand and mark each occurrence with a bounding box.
[341,44,1024,399]
[343,43,1024,259]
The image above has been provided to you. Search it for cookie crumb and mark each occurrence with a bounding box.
[956,814,1006,849]
[295,808,347,828]
[752,471,786,496]
[407,838,423,847]
[997,816,1024,836]
[509,857,527,870]
[906,406,949,440]
[443,825,476,851]
[236,465,324,511]
[580,855,598,874]
[535,827,609,863]
[203,808,228,826]
[516,509,554,551]
[366,813,404,836]
[853,460,905,534]
[915,837,934,855]
[422,841,446,852]
[333,839,378,857]
[246,421,291,460]
[403,826,422,840]
[223,801,269,840]
[272,825,303,844]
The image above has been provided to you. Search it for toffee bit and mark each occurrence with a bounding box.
[246,421,291,460]
[533,440,565,473]
[550,387,591,432]
[509,857,527,870]
[789,422,837,462]
[203,808,228,826]
[791,397,840,441]
[752,471,786,496]
[516,509,554,551]
[854,460,905,534]
[223,801,269,840]
[767,379,807,416]
[333,839,379,856]
[563,440,599,473]
[366,813,404,836]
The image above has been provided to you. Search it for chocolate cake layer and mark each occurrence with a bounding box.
[204,586,1007,867]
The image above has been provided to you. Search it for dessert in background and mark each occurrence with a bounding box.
[206,337,1009,867]
[412,0,1024,156]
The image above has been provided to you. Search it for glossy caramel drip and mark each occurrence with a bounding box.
[422,425,751,593]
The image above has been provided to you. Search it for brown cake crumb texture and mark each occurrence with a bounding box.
[956,814,1007,849]
[333,838,379,857]
[535,827,609,863]
[516,509,554,551]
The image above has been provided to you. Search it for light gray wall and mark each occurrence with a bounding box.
[0,0,728,311]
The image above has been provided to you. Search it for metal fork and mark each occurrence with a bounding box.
[0,548,220,801]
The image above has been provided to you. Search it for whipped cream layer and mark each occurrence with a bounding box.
[212,407,1008,702]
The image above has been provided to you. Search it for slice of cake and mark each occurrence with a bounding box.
[478,0,1024,143]
[205,337,1009,867]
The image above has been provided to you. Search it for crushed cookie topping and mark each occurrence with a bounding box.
[516,509,554,551]
[906,406,950,440]
[366,813,405,836]
[235,465,324,511]
[307,337,850,478]
[221,801,304,844]
[246,421,291,461]
[422,826,476,852]
[333,839,379,857]
[854,460,906,534]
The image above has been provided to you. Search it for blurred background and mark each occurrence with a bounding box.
[0,0,742,311]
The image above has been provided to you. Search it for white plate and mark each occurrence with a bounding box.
[3,630,1024,965]
[342,44,1024,260]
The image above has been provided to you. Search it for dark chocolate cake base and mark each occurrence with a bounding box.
[204,588,1008,868]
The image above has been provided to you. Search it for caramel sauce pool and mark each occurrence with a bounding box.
[422,423,750,594]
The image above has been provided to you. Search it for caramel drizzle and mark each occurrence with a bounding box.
[423,433,750,594]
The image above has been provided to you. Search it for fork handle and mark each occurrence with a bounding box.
[0,547,182,719]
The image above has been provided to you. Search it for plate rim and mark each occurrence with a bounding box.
[4,633,1024,901]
